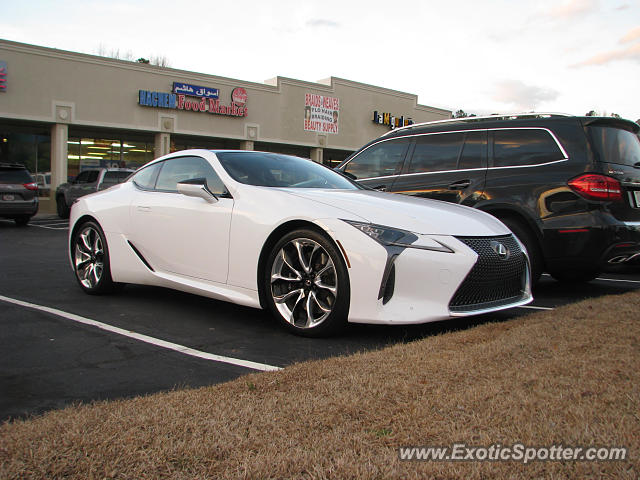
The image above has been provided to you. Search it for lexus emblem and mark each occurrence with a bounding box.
[490,241,510,260]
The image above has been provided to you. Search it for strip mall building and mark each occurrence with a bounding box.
[0,40,451,212]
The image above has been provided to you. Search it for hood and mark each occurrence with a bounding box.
[279,189,510,237]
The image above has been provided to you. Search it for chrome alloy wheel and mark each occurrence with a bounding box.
[74,225,105,289]
[270,238,338,329]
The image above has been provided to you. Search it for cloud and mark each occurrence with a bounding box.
[620,26,640,44]
[572,42,640,66]
[305,19,340,28]
[492,80,559,110]
[547,0,598,18]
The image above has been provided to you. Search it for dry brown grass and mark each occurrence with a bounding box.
[1,291,639,479]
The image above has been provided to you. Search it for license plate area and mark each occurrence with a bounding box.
[632,190,640,208]
[2,194,15,201]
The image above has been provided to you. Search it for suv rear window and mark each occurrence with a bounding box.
[492,129,565,167]
[589,126,640,168]
[0,168,33,184]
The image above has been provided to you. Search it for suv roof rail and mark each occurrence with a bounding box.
[0,162,28,169]
[381,112,574,136]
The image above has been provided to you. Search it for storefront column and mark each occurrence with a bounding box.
[155,132,170,158]
[50,123,68,191]
[240,140,254,150]
[310,147,323,164]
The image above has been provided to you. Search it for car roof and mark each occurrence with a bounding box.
[378,113,639,139]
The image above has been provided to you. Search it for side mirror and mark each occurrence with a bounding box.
[177,178,218,203]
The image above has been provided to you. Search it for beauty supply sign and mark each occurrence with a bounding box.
[304,94,339,134]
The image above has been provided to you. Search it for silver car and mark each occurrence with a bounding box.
[56,168,134,218]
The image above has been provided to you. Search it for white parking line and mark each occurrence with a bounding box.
[518,305,554,310]
[31,225,69,230]
[593,276,640,284]
[0,294,282,372]
[542,273,640,285]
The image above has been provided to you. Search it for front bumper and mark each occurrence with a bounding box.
[320,219,532,325]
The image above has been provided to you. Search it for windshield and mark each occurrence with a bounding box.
[589,126,640,167]
[216,151,362,189]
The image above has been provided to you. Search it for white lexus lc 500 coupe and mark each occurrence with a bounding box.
[69,150,532,335]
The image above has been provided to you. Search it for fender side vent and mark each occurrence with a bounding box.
[127,241,155,272]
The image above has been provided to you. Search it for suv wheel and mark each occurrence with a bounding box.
[499,216,543,285]
[57,195,70,219]
[548,268,600,283]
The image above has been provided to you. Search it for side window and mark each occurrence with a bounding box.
[74,171,90,184]
[86,170,100,183]
[407,133,464,174]
[103,171,130,185]
[155,156,227,195]
[458,131,487,170]
[132,163,161,190]
[343,139,408,179]
[493,129,564,167]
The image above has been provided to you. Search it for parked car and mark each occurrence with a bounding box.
[56,168,134,218]
[0,163,38,226]
[69,149,531,336]
[336,114,640,283]
[34,172,51,197]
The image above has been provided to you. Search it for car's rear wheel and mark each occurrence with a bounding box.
[57,195,70,219]
[72,221,117,294]
[264,229,350,336]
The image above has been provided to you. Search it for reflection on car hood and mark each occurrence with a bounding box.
[279,188,509,237]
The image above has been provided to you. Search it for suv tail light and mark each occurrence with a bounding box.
[23,182,38,191]
[568,174,622,202]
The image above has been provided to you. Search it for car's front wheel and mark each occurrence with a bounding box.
[71,221,117,294]
[264,229,350,336]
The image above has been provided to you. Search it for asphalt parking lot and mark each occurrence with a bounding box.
[2,214,639,422]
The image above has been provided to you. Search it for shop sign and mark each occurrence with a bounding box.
[138,86,248,117]
[172,82,219,99]
[373,110,414,129]
[0,61,6,92]
[304,94,339,134]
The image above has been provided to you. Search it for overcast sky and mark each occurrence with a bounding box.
[2,0,639,120]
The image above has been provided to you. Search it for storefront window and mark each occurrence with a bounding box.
[67,136,154,179]
[170,135,240,153]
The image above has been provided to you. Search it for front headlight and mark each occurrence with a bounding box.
[343,220,454,253]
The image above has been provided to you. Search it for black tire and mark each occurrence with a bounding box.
[499,216,543,285]
[71,220,118,294]
[14,215,31,227]
[548,268,600,283]
[263,228,350,337]
[57,195,70,219]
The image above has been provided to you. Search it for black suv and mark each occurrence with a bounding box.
[337,114,640,283]
[0,163,39,226]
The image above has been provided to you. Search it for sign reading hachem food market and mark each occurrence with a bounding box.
[304,94,339,134]
[138,82,247,117]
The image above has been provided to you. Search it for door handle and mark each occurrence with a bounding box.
[448,180,471,190]
[137,206,151,212]
[373,185,387,191]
